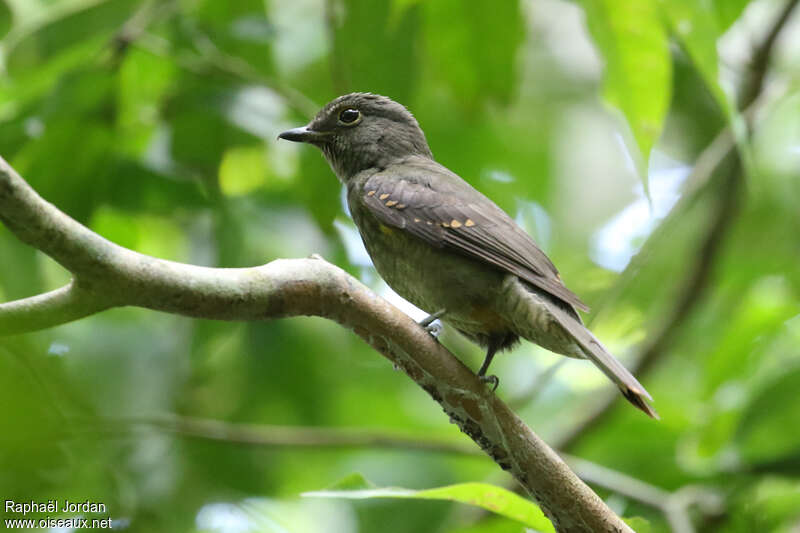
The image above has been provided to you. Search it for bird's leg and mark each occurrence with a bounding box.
[418,309,446,336]
[419,309,446,328]
[477,341,500,391]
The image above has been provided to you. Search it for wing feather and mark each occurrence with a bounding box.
[360,162,589,312]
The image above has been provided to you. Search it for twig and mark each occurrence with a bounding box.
[123,17,319,118]
[182,22,319,118]
[75,413,715,531]
[107,0,179,63]
[74,414,482,455]
[0,157,629,532]
[738,0,799,109]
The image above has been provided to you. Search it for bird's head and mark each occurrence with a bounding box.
[279,93,433,181]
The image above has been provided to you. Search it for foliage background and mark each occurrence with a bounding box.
[0,0,799,531]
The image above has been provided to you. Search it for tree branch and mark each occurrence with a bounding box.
[0,281,110,335]
[0,156,629,532]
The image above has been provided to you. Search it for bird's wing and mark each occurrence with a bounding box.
[360,162,589,312]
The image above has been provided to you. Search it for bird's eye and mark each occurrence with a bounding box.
[338,108,361,125]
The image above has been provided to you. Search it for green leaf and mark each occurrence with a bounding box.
[659,0,733,119]
[712,0,751,31]
[736,365,800,468]
[422,0,524,106]
[332,0,421,103]
[219,145,268,196]
[0,0,12,40]
[304,475,554,532]
[623,516,652,533]
[4,0,139,75]
[580,0,671,170]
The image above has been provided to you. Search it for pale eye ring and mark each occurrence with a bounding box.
[338,108,361,125]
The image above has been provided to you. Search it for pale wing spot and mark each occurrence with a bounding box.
[379,193,390,200]
[396,204,406,209]
[465,219,475,227]
[367,190,376,196]
[414,218,421,222]
[441,222,450,228]
[385,200,398,207]
[450,219,462,228]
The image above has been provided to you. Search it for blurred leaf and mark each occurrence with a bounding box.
[736,365,800,467]
[219,145,267,196]
[712,0,752,31]
[660,44,728,158]
[422,0,524,106]
[165,82,257,178]
[0,36,106,119]
[0,233,41,300]
[90,207,188,261]
[703,276,797,394]
[323,472,376,490]
[0,0,12,40]
[0,340,74,497]
[12,120,115,222]
[622,516,652,533]
[5,0,138,75]
[190,0,276,76]
[580,0,671,172]
[117,47,179,154]
[725,478,800,532]
[449,517,530,533]
[291,148,341,229]
[660,0,732,118]
[332,0,421,101]
[103,159,209,214]
[304,474,554,532]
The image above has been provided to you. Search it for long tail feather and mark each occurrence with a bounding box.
[546,302,659,419]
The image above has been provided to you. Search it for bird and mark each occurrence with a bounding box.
[279,92,657,418]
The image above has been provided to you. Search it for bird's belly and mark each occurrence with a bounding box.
[355,218,507,335]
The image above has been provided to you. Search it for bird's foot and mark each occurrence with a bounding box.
[479,374,499,391]
[423,322,443,337]
[418,309,446,337]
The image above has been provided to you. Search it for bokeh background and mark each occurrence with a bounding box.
[1,0,799,531]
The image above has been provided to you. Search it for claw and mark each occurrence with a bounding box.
[418,309,446,337]
[419,309,446,328]
[424,322,443,337]
[480,374,499,391]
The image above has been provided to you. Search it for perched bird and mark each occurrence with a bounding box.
[279,93,657,418]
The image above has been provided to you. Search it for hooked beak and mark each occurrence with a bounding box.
[278,126,330,143]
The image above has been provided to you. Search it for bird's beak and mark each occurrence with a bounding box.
[277,126,330,143]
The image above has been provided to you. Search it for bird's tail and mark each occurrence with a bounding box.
[508,285,659,419]
[502,277,658,418]
[547,302,659,419]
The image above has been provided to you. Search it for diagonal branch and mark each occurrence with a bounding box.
[0,156,629,532]
[0,281,110,335]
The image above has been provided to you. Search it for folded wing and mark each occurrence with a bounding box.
[360,161,589,313]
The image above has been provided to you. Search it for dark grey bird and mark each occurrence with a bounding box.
[279,93,657,418]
